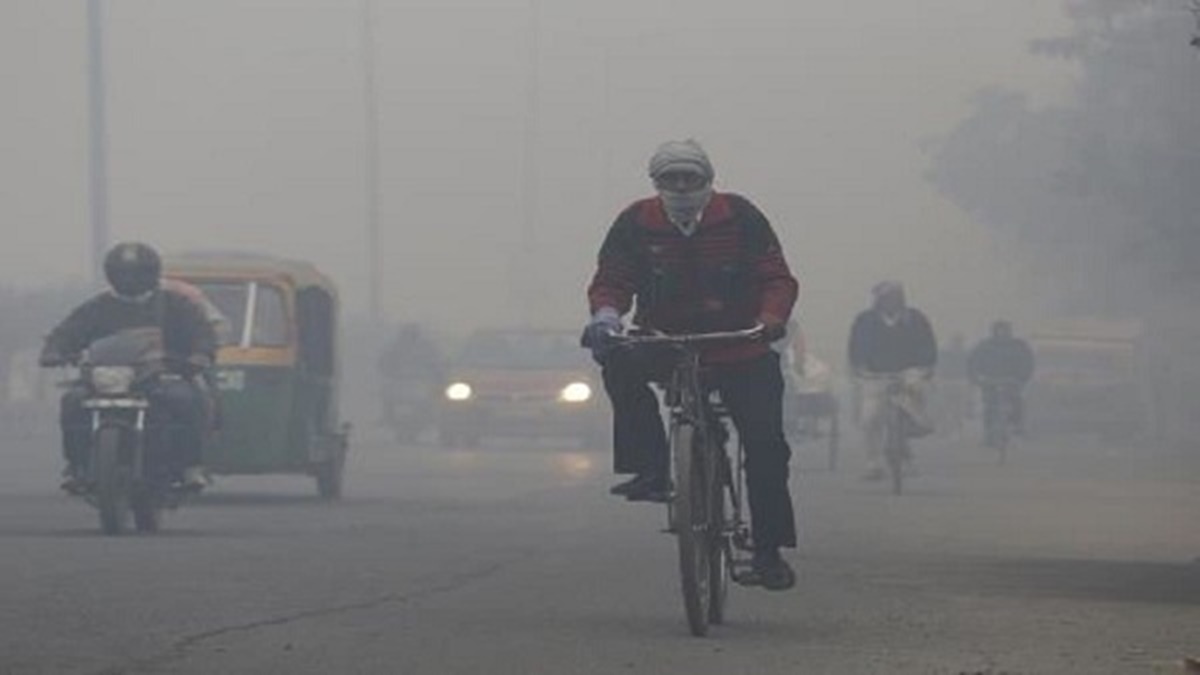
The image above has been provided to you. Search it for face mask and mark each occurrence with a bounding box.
[113,288,157,304]
[659,186,713,234]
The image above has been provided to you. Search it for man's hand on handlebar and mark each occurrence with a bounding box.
[581,307,624,364]
[758,318,785,343]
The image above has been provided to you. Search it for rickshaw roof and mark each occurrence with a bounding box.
[163,251,337,295]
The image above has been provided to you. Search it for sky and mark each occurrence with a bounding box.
[0,0,1075,350]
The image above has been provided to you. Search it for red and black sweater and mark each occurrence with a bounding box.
[587,192,799,364]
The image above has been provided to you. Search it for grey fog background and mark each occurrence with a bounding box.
[1,0,1074,350]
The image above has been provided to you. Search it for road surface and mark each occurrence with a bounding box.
[1,426,1197,674]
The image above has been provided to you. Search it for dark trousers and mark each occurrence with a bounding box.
[981,385,1025,433]
[602,351,797,550]
[60,378,208,473]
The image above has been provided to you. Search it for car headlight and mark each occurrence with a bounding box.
[90,366,136,395]
[445,382,473,402]
[560,382,593,403]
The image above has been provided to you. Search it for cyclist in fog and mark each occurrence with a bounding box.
[581,139,799,590]
[848,281,937,481]
[968,320,1035,441]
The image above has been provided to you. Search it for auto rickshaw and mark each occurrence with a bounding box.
[163,252,349,498]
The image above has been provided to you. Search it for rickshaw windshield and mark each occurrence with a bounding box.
[86,327,165,367]
[188,281,289,348]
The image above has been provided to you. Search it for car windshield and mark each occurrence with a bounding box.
[85,327,164,367]
[457,331,583,369]
[187,281,290,348]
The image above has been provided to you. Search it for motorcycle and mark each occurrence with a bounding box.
[64,327,197,535]
[382,377,438,444]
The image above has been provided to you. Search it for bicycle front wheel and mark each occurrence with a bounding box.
[672,422,711,637]
[884,405,904,496]
[706,448,731,625]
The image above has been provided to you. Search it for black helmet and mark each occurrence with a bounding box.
[104,242,161,299]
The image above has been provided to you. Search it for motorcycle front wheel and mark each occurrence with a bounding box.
[93,427,132,535]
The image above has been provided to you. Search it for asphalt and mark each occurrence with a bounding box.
[1,423,1197,675]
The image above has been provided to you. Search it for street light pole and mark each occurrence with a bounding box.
[361,0,383,324]
[87,0,111,282]
[519,0,540,327]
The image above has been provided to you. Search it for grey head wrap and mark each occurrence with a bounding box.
[648,139,715,233]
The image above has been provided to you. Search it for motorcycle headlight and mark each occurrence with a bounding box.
[445,382,473,402]
[560,382,592,404]
[90,366,136,395]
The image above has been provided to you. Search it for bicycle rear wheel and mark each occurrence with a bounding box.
[884,405,904,496]
[673,422,711,637]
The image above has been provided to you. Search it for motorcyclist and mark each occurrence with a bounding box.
[968,320,1035,440]
[582,139,800,590]
[847,281,937,480]
[378,322,445,434]
[379,322,444,383]
[39,242,217,491]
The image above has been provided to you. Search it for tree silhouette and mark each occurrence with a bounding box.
[927,0,1200,313]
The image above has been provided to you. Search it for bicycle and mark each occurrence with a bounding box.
[613,325,763,637]
[858,372,913,496]
[978,377,1020,465]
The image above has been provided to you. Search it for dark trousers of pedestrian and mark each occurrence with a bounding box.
[60,378,208,474]
[601,350,797,550]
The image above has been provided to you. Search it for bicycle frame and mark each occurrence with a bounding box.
[857,371,910,495]
[661,343,751,555]
[613,325,762,635]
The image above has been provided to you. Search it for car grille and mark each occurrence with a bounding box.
[476,391,556,403]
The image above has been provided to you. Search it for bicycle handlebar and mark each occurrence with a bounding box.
[855,369,930,382]
[610,324,766,348]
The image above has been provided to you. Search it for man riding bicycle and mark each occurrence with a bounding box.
[968,320,1035,442]
[582,139,799,590]
[848,281,937,481]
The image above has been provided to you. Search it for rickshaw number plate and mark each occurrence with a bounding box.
[216,369,246,392]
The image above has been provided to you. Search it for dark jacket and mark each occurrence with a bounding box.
[587,192,799,364]
[379,331,444,382]
[41,289,217,367]
[967,337,1035,384]
[848,308,937,374]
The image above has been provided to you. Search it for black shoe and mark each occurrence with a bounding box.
[741,550,796,591]
[609,475,642,496]
[623,474,670,503]
[59,465,88,495]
